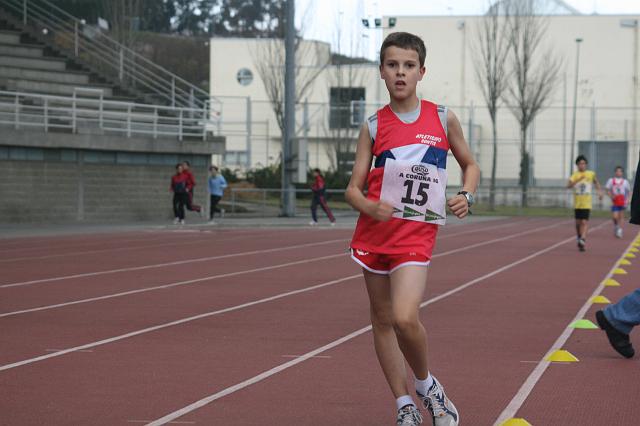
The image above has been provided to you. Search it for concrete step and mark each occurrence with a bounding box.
[0,65,89,84]
[0,42,43,57]
[0,30,21,44]
[1,77,113,97]
[0,54,66,71]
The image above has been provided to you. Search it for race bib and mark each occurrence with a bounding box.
[575,181,592,196]
[380,159,447,226]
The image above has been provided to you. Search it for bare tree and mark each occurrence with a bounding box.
[252,37,329,135]
[322,10,368,172]
[502,0,562,206]
[101,0,144,47]
[473,1,511,210]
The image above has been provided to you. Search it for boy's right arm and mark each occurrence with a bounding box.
[345,123,393,222]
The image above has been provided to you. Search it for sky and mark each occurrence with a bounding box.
[297,0,640,59]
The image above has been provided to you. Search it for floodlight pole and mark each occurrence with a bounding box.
[569,38,583,175]
[282,0,296,217]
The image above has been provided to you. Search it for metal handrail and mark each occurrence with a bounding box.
[0,90,211,140]
[0,0,221,116]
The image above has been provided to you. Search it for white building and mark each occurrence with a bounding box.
[210,10,640,187]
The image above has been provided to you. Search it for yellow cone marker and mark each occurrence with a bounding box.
[500,419,533,426]
[545,349,579,362]
[618,259,632,266]
[625,253,636,259]
[604,278,622,287]
[613,268,628,275]
[630,248,639,253]
[570,319,599,329]
[591,295,611,304]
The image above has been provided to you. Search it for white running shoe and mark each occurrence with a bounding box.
[330,221,336,227]
[173,217,179,225]
[309,221,318,226]
[208,220,218,225]
[180,219,185,225]
[417,376,459,426]
[616,227,623,238]
[396,404,423,426]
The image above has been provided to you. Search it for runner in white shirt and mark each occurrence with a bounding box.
[605,166,631,238]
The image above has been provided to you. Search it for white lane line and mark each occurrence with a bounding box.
[0,253,347,318]
[127,421,195,424]
[45,348,93,353]
[0,238,349,289]
[493,224,632,426]
[281,355,332,359]
[438,218,526,240]
[0,231,281,264]
[0,220,565,371]
[0,274,361,372]
[145,229,586,426]
[0,221,562,318]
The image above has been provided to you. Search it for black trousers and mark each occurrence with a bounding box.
[173,193,189,220]
[210,195,222,219]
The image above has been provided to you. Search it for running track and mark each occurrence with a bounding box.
[1,217,639,425]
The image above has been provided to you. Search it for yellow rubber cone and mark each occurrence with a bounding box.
[604,278,622,287]
[545,349,579,362]
[500,419,533,426]
[591,295,611,304]
[618,259,632,266]
[625,253,636,259]
[613,268,628,275]
[629,248,639,253]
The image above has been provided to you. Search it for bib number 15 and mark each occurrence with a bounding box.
[401,180,429,206]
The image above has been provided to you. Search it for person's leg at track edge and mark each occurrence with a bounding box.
[310,195,319,225]
[364,269,413,401]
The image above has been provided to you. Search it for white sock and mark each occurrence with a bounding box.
[415,373,434,395]
[396,395,415,410]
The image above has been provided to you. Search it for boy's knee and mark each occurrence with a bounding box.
[392,312,419,334]
[370,305,394,329]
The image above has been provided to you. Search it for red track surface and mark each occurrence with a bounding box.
[1,218,639,425]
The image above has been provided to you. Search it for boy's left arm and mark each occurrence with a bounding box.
[447,110,480,219]
[594,175,604,199]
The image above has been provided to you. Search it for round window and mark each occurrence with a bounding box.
[236,68,253,86]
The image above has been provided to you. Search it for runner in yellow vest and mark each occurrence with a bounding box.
[567,155,603,251]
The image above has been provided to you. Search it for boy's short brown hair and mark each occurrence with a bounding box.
[379,32,427,67]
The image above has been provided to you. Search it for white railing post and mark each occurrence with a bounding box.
[178,109,183,141]
[74,21,78,57]
[153,107,157,139]
[44,98,48,132]
[119,48,124,81]
[14,94,19,129]
[72,92,77,133]
[23,0,27,25]
[127,104,131,137]
[171,77,176,107]
[98,97,103,129]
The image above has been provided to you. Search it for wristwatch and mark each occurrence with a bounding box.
[457,191,475,207]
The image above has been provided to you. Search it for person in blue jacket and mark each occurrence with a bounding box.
[207,165,227,224]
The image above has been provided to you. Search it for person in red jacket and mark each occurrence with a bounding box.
[170,163,190,225]
[181,161,203,216]
[310,168,336,226]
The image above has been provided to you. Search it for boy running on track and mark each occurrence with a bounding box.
[170,163,189,225]
[345,32,479,426]
[182,161,203,217]
[310,168,336,226]
[605,166,631,238]
[567,155,603,251]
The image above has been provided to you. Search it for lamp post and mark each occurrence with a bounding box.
[570,38,583,174]
[620,19,638,170]
[361,16,396,62]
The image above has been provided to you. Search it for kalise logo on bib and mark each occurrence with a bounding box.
[411,165,429,176]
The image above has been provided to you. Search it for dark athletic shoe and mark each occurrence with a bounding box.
[578,238,586,252]
[595,310,635,358]
[417,376,459,426]
[396,404,423,426]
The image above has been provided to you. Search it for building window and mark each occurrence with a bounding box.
[329,87,365,129]
[224,150,247,166]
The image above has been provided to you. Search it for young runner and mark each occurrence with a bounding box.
[567,155,603,251]
[170,163,189,225]
[182,161,203,217]
[345,32,479,426]
[207,165,227,224]
[310,168,336,226]
[605,166,631,238]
